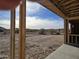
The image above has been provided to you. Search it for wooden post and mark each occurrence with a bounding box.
[19,0,26,59]
[10,9,15,59]
[64,19,69,44]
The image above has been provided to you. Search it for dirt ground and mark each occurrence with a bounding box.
[0,33,64,59]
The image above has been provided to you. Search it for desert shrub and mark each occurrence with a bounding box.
[50,29,61,35]
[56,32,60,35]
[15,29,19,33]
[50,30,54,35]
[39,29,46,35]
[56,29,60,35]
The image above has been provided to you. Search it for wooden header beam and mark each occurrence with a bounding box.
[30,0,61,2]
[67,16,79,20]
[39,0,65,18]
[29,0,66,18]
[51,0,61,3]
[30,0,79,19]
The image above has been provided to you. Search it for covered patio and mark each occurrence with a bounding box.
[30,0,79,59]
[30,0,79,46]
[0,0,79,59]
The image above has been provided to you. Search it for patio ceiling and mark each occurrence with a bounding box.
[29,0,79,20]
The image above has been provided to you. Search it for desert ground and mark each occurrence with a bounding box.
[0,32,64,59]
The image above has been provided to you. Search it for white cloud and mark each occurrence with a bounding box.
[0,19,19,29]
[26,16,64,29]
[16,1,42,14]
[0,19,10,29]
[26,1,42,14]
[0,1,64,29]
[0,16,64,29]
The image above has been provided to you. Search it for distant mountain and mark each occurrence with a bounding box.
[0,27,7,32]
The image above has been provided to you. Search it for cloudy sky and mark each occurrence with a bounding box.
[0,1,64,29]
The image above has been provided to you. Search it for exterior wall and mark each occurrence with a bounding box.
[66,20,79,47]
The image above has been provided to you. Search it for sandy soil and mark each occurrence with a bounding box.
[0,33,64,59]
[26,34,64,59]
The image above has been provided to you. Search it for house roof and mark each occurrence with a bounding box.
[29,0,79,20]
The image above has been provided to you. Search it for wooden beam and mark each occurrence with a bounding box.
[29,0,36,2]
[37,0,66,18]
[64,19,69,44]
[50,0,61,3]
[65,6,79,11]
[61,0,75,6]
[66,12,79,17]
[30,0,61,2]
[59,0,70,4]
[19,0,26,59]
[67,16,79,20]
[65,3,79,9]
[66,9,79,12]
[10,9,15,59]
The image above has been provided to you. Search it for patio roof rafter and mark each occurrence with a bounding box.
[37,0,66,18]
[29,0,79,19]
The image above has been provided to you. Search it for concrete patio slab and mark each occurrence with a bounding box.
[45,44,79,59]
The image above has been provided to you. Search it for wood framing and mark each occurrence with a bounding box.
[37,0,66,18]
[19,0,26,59]
[64,19,69,44]
[51,0,61,3]
[30,0,79,18]
[10,9,16,59]
[67,16,79,20]
[0,0,21,10]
